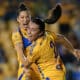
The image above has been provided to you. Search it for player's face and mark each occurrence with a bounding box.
[27,21,40,42]
[17,11,30,30]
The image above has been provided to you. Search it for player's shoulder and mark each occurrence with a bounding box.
[45,30,56,36]
[45,30,57,40]
[12,27,20,35]
[11,27,21,38]
[12,27,19,33]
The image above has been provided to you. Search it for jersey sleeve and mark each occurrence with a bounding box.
[51,32,57,41]
[12,32,22,46]
[47,31,57,41]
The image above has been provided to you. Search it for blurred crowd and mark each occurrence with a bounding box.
[0,0,80,80]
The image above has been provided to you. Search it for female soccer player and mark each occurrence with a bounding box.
[12,3,40,80]
[12,3,63,80]
[23,17,80,80]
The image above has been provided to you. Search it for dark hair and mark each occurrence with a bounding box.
[16,3,30,17]
[31,17,45,32]
[44,4,62,24]
[31,4,62,32]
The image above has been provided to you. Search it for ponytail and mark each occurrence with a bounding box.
[44,4,62,24]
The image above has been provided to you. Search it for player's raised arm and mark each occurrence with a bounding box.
[55,34,80,59]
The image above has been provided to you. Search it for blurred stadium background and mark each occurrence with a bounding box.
[0,0,80,80]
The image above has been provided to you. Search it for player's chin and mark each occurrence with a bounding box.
[28,37,33,42]
[23,25,28,30]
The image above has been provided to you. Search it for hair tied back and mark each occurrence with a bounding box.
[44,4,62,24]
[19,3,28,10]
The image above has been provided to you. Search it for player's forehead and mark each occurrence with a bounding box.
[28,21,39,29]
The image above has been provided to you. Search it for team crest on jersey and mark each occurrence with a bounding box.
[50,41,54,48]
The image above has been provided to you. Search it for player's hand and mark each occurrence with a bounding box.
[73,49,80,60]
[23,67,31,77]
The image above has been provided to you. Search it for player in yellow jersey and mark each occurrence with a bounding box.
[23,17,80,80]
[12,3,63,80]
[12,3,41,80]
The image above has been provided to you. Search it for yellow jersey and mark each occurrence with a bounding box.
[12,28,40,80]
[26,31,66,80]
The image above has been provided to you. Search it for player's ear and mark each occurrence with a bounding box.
[38,31,44,37]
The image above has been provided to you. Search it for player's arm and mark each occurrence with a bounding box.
[15,43,32,68]
[12,32,27,66]
[14,42,27,66]
[55,34,74,53]
[15,42,32,78]
[55,34,80,58]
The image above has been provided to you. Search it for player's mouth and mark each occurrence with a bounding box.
[23,23,28,29]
